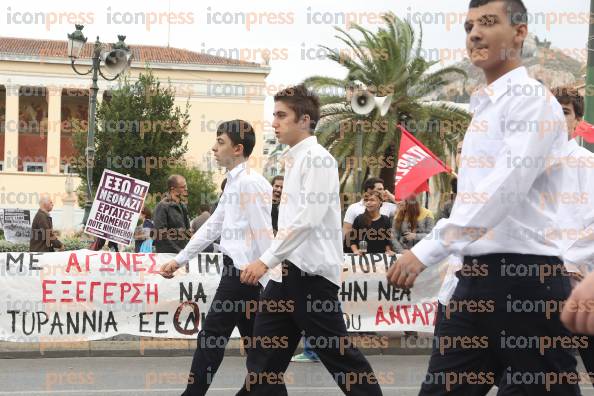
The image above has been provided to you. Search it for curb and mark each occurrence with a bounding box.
[0,334,435,359]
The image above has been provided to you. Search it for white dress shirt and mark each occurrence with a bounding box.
[552,139,594,268]
[412,66,569,266]
[437,255,463,305]
[259,136,344,286]
[175,162,277,286]
[343,200,397,224]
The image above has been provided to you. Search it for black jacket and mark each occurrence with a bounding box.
[29,209,63,252]
[153,194,191,253]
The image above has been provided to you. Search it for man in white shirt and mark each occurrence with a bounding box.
[388,1,581,394]
[238,85,383,395]
[343,177,397,251]
[160,120,275,396]
[549,87,594,384]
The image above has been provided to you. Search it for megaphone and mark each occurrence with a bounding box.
[351,90,393,116]
[375,95,392,116]
[351,90,376,115]
[101,49,131,75]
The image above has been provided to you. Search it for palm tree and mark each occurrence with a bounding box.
[304,13,470,198]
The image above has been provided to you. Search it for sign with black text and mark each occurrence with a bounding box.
[84,170,149,245]
[0,208,32,244]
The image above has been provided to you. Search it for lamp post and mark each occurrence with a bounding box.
[67,24,131,225]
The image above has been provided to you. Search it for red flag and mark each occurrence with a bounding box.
[394,125,451,200]
[573,120,594,143]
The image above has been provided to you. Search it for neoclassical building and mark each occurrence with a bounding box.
[0,36,270,229]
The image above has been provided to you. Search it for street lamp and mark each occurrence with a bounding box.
[67,24,132,225]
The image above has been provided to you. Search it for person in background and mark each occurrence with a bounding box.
[191,205,212,233]
[350,190,394,255]
[270,175,284,234]
[551,86,594,386]
[134,206,155,253]
[153,174,191,253]
[342,177,397,252]
[437,140,463,221]
[210,179,227,214]
[30,196,64,252]
[391,195,434,254]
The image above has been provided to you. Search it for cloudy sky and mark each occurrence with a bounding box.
[0,0,588,118]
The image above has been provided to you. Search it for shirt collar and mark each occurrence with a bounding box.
[559,137,579,157]
[227,161,247,182]
[281,135,317,160]
[470,66,529,111]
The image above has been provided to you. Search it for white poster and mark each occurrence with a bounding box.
[0,208,32,244]
[84,170,150,245]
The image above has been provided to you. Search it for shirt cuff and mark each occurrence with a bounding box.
[411,237,450,267]
[564,262,581,273]
[174,251,188,267]
[260,249,282,269]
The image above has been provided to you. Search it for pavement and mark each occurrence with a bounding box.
[0,355,477,396]
[0,355,593,396]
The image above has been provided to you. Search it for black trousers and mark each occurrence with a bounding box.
[182,256,261,396]
[235,261,383,396]
[578,335,594,387]
[420,253,581,396]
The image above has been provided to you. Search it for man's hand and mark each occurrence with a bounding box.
[160,259,180,279]
[241,260,268,285]
[386,250,426,289]
[382,190,396,203]
[561,271,594,335]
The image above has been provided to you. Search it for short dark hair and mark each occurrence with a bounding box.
[469,0,528,25]
[167,174,184,192]
[216,119,256,158]
[551,87,584,119]
[271,175,284,185]
[274,84,320,132]
[141,206,152,219]
[363,177,384,193]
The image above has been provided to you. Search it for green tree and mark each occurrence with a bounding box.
[304,13,470,198]
[73,70,216,214]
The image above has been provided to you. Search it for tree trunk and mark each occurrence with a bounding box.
[379,143,396,193]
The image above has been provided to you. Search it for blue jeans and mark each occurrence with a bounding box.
[303,337,319,360]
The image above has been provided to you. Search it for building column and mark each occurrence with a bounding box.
[3,84,19,172]
[46,88,62,174]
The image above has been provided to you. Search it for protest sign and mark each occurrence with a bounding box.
[0,209,32,244]
[84,170,149,245]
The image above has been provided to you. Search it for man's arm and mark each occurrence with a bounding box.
[411,96,564,267]
[342,204,357,244]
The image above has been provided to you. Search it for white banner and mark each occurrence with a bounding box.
[0,251,444,342]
